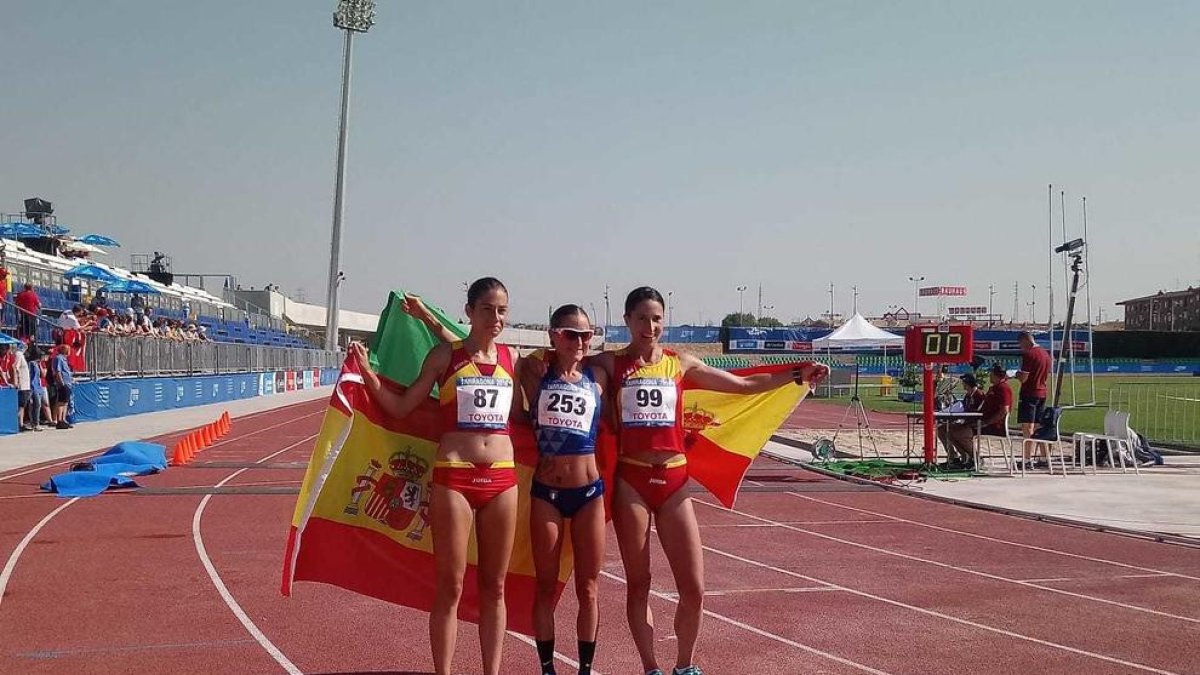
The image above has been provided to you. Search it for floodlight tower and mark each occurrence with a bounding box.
[324,0,377,351]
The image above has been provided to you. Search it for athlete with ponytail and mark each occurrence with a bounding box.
[349,277,522,675]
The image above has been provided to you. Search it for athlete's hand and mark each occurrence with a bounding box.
[348,341,371,371]
[525,351,549,380]
[400,293,435,324]
[793,362,830,386]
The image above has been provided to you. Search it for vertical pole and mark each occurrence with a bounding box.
[923,364,936,464]
[324,29,355,351]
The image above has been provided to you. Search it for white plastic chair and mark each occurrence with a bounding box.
[1074,410,1139,475]
[977,423,1015,475]
[1021,407,1071,476]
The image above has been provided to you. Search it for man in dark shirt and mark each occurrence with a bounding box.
[1016,331,1051,464]
[980,364,1013,437]
[938,372,987,469]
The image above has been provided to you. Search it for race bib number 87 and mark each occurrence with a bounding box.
[620,377,677,427]
[456,377,513,430]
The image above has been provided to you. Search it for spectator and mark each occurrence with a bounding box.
[13,343,31,431]
[26,344,44,431]
[131,292,145,315]
[1015,331,1051,463]
[979,363,1013,437]
[937,373,987,470]
[15,283,41,339]
[50,345,74,429]
[0,344,12,388]
[58,304,83,330]
[38,351,54,426]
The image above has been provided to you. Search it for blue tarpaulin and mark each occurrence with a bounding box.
[40,441,167,497]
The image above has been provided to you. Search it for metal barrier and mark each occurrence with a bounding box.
[83,333,341,379]
[1109,382,1200,447]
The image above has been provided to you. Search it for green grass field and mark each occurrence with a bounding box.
[836,375,1199,447]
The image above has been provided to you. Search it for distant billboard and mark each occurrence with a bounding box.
[919,286,968,297]
[948,306,988,315]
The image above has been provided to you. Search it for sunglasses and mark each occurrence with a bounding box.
[550,328,594,342]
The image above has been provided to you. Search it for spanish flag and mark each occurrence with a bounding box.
[682,365,811,507]
[280,291,571,635]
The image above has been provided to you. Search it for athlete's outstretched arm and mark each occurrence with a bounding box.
[402,293,459,344]
[349,341,449,419]
[679,353,828,394]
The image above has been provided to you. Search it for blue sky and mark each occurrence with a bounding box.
[3,1,1197,325]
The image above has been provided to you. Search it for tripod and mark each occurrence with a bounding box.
[829,359,881,459]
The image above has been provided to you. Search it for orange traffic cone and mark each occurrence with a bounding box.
[172,442,188,466]
[222,412,231,434]
[201,425,213,447]
[184,434,196,462]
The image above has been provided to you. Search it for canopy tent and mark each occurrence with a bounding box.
[79,234,121,247]
[810,313,902,460]
[811,313,904,350]
[103,278,159,295]
[64,263,121,283]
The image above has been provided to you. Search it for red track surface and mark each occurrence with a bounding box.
[2,399,1199,674]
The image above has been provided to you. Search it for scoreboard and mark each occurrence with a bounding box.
[904,324,974,365]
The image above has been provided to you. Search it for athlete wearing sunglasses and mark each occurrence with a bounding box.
[518,305,608,675]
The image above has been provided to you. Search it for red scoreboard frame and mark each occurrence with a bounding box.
[904,324,974,365]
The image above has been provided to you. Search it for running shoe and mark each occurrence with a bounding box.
[646,670,665,675]
[673,667,704,675]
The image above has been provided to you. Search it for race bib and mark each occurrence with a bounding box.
[455,377,513,430]
[536,381,597,436]
[620,377,677,427]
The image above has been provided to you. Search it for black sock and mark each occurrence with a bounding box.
[536,639,556,674]
[577,640,596,675]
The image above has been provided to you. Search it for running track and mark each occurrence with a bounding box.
[1,399,1198,674]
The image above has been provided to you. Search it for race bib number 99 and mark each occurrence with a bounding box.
[537,381,597,435]
[456,377,513,430]
[620,377,677,427]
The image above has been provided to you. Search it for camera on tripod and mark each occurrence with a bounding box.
[1054,238,1085,254]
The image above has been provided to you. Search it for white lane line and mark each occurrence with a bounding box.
[0,405,323,482]
[685,534,1182,674]
[193,433,317,675]
[599,569,893,675]
[1021,573,1173,583]
[507,631,603,675]
[0,498,79,611]
[698,499,1200,625]
[783,491,1200,582]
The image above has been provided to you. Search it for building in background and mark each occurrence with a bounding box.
[1118,287,1200,332]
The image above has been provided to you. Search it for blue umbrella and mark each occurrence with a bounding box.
[103,278,160,295]
[79,234,121,247]
[0,333,21,346]
[46,224,71,235]
[64,263,122,283]
[0,222,46,239]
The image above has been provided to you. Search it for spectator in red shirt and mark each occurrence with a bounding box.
[980,364,1013,437]
[938,372,987,470]
[14,284,41,339]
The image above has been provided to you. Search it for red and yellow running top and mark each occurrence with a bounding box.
[438,341,516,436]
[613,347,685,453]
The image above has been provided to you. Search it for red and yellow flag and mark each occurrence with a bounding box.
[682,364,811,507]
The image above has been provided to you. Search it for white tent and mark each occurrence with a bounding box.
[811,313,903,350]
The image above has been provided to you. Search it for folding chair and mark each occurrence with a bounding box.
[977,424,1015,475]
[1021,407,1071,476]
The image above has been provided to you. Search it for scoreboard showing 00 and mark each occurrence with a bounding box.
[904,324,975,365]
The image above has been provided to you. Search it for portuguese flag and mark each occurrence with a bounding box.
[281,290,811,633]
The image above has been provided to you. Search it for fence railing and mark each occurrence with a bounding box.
[83,332,341,379]
[1108,382,1200,447]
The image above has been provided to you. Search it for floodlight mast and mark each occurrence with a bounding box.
[324,0,376,351]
